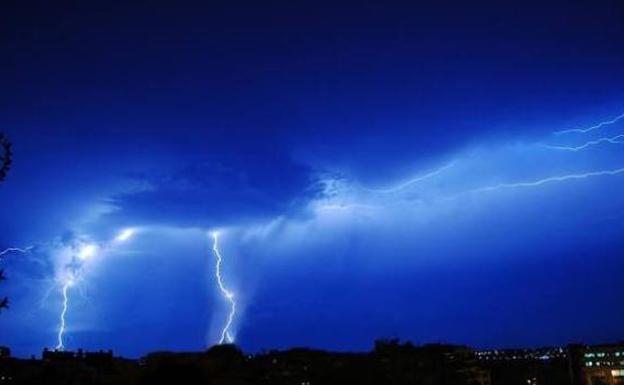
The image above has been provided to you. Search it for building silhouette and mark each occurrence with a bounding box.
[0,340,622,385]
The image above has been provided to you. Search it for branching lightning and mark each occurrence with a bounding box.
[361,161,456,193]
[471,167,624,193]
[53,228,136,351]
[544,134,624,151]
[211,232,236,344]
[554,112,624,135]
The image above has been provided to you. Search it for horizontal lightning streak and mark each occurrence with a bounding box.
[0,247,32,258]
[472,167,624,193]
[212,232,236,345]
[543,134,624,151]
[362,161,456,193]
[555,113,624,135]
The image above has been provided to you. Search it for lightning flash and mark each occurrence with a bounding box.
[0,246,32,258]
[211,232,236,344]
[555,112,624,135]
[472,167,624,193]
[114,228,135,242]
[55,242,95,351]
[362,161,456,193]
[544,134,624,151]
[54,228,136,350]
[77,244,97,261]
[55,279,73,351]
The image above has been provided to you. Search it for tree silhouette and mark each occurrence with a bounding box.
[0,132,12,311]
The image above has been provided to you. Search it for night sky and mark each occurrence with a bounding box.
[1,1,624,358]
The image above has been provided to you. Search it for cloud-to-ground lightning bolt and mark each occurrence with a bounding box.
[361,161,456,193]
[211,232,236,344]
[55,279,73,350]
[555,112,624,135]
[543,134,624,151]
[53,228,135,351]
[471,167,624,193]
[54,243,92,351]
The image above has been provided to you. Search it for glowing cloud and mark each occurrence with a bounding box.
[77,244,98,261]
[52,229,139,350]
[114,228,135,242]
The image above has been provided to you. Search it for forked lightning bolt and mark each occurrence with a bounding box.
[211,232,236,344]
[53,229,135,351]
[555,112,624,135]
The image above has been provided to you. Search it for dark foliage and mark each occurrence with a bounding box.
[0,133,12,183]
[0,133,13,312]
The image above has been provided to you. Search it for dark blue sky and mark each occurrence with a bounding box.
[1,0,624,357]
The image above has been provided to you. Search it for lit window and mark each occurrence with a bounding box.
[612,370,624,377]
